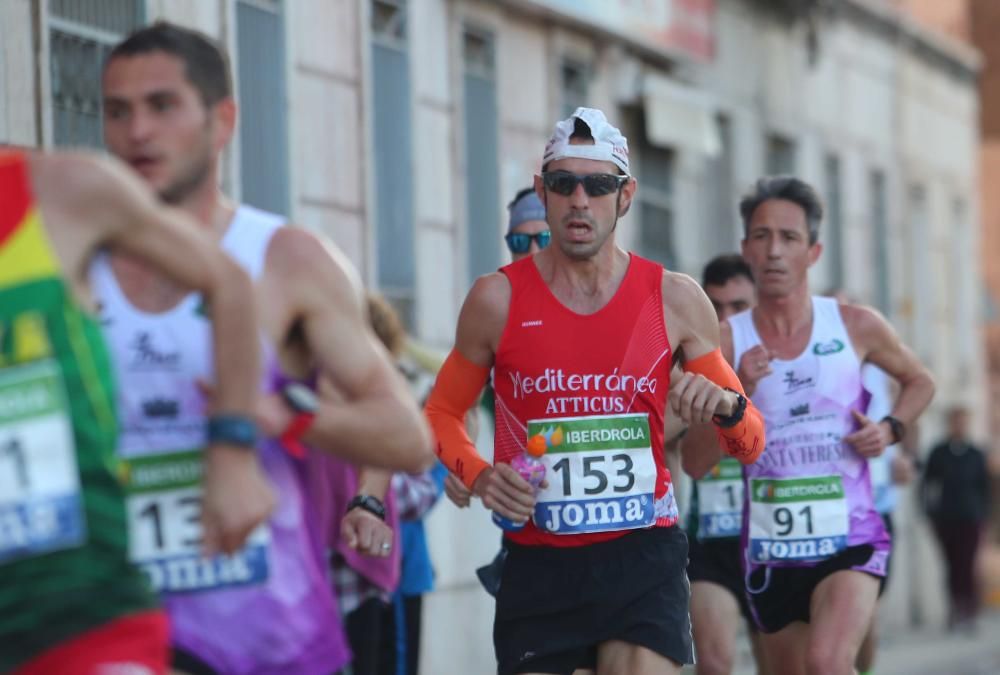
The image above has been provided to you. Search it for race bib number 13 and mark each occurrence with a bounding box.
[748,475,848,563]
[124,450,270,593]
[533,413,656,534]
[0,361,86,563]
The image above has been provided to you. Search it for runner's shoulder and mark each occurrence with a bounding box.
[660,270,708,312]
[660,270,717,338]
[836,302,893,350]
[463,272,512,320]
[454,272,511,352]
[264,224,364,303]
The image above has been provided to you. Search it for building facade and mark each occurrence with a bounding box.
[0,0,983,670]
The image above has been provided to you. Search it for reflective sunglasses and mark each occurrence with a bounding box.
[505,230,551,254]
[541,171,628,197]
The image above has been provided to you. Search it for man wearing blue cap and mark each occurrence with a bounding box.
[505,187,551,261]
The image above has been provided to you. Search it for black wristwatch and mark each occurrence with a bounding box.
[347,494,386,521]
[881,415,905,444]
[713,390,747,429]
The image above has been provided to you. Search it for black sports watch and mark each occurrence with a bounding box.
[347,494,386,521]
[713,390,747,429]
[881,415,905,444]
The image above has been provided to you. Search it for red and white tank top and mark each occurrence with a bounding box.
[493,253,677,547]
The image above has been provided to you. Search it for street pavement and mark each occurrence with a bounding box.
[871,610,1000,675]
[719,610,1000,675]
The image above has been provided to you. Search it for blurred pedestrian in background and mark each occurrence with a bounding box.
[922,406,992,632]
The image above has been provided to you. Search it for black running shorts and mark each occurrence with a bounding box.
[745,544,882,633]
[686,535,755,623]
[494,526,694,675]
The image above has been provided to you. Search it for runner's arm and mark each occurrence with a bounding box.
[681,322,735,478]
[356,466,392,500]
[425,275,535,522]
[664,274,764,470]
[342,466,393,557]
[424,350,491,488]
[424,274,504,489]
[845,304,935,440]
[268,227,433,472]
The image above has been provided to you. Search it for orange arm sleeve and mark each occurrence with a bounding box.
[683,348,765,465]
[424,349,492,490]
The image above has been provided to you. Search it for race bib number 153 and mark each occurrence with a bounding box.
[533,413,657,534]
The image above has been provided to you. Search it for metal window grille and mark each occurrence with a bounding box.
[637,122,677,270]
[372,0,407,47]
[236,0,289,214]
[871,171,891,315]
[463,27,500,283]
[705,113,735,250]
[561,59,590,118]
[371,0,416,327]
[49,0,144,148]
[765,134,796,175]
[824,153,844,289]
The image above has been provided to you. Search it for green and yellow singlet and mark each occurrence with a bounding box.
[0,152,154,671]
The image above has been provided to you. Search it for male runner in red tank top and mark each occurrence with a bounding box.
[426,108,766,675]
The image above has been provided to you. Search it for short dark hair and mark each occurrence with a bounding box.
[571,118,593,141]
[106,21,232,107]
[702,254,754,288]
[739,175,823,245]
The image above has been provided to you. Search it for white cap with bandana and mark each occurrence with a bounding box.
[542,107,630,176]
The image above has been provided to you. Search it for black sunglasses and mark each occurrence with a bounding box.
[541,171,628,197]
[505,231,551,254]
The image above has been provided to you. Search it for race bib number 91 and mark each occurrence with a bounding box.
[0,360,86,563]
[124,450,270,593]
[748,475,848,563]
[533,413,656,534]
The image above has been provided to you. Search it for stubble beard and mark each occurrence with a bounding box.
[158,124,215,205]
[556,211,609,261]
[159,150,212,205]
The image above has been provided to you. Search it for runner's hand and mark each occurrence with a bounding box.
[890,453,916,486]
[472,464,538,523]
[201,445,275,556]
[844,410,892,458]
[669,372,734,425]
[342,508,394,557]
[736,345,772,396]
[445,473,473,508]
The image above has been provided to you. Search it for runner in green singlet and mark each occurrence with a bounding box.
[0,149,272,675]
